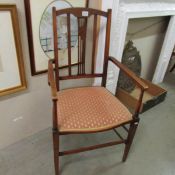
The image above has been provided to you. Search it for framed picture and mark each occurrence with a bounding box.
[0,5,27,97]
[24,0,89,76]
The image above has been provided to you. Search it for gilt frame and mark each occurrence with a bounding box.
[0,5,27,97]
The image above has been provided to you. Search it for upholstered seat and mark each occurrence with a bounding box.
[57,87,132,132]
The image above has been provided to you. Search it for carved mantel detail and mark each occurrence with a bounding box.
[109,2,175,93]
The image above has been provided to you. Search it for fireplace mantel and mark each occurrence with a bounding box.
[106,2,175,93]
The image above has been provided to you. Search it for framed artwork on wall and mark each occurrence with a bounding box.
[0,5,27,97]
[24,0,89,76]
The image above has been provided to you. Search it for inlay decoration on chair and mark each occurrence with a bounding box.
[48,7,148,175]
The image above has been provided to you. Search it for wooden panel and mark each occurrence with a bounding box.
[67,13,72,76]
[116,79,167,113]
[91,15,98,74]
[52,7,59,91]
[78,18,85,75]
[78,19,81,75]
[141,79,167,96]
[116,88,140,112]
[82,18,88,74]
[102,9,112,87]
[53,8,112,89]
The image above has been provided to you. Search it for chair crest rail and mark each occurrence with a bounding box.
[56,7,108,17]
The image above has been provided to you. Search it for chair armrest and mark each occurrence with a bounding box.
[48,59,57,100]
[109,56,148,91]
[109,56,149,117]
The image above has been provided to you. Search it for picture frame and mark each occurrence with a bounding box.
[0,5,27,97]
[24,0,89,76]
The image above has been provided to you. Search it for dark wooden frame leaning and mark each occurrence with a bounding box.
[24,0,89,76]
[48,7,148,175]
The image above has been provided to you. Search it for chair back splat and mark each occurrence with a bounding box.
[52,7,112,91]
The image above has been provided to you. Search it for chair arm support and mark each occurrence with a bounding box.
[48,60,59,130]
[48,59,57,100]
[109,56,148,91]
[109,56,149,117]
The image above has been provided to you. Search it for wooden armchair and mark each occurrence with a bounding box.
[48,7,148,175]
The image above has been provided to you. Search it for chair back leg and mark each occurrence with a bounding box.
[122,121,139,162]
[53,132,60,175]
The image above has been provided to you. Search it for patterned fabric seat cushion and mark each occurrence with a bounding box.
[57,87,132,132]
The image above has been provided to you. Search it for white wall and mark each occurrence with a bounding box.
[0,0,102,149]
[126,17,169,80]
[94,0,119,92]
[0,0,53,149]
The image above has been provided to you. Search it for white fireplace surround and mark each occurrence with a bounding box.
[96,2,175,93]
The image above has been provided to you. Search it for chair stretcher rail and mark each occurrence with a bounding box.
[59,140,126,156]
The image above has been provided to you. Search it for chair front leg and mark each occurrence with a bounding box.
[122,120,139,162]
[53,131,60,175]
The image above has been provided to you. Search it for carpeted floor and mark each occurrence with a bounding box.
[0,73,175,175]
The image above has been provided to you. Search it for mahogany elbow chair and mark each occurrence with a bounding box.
[48,7,148,175]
